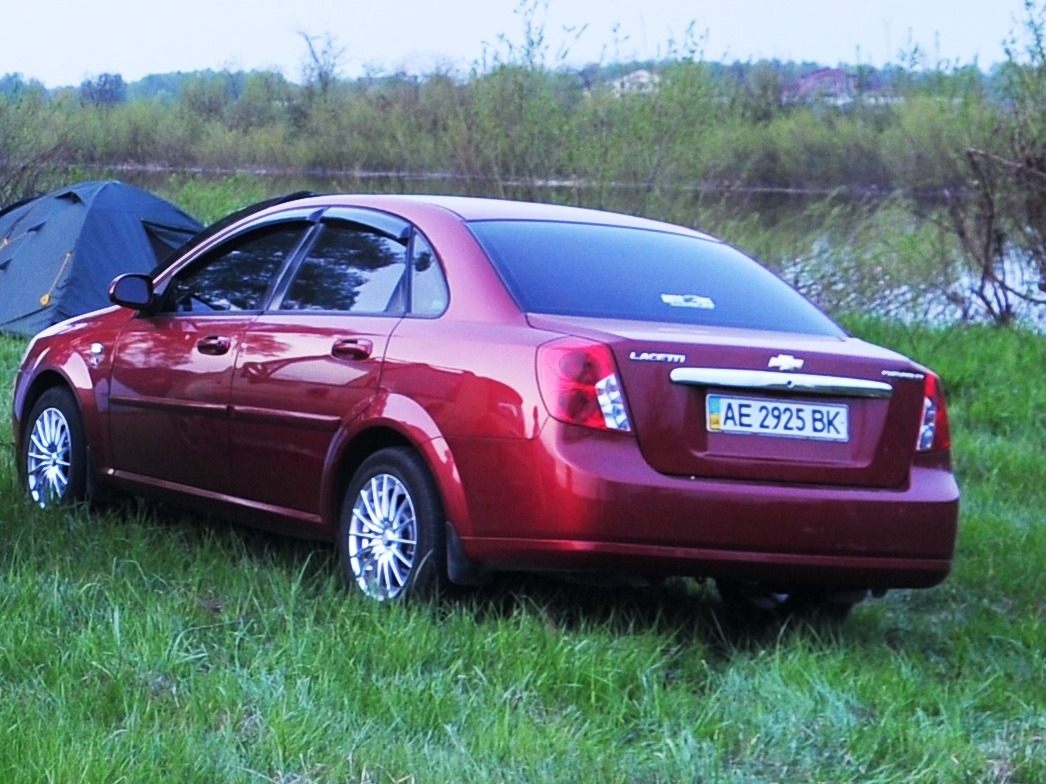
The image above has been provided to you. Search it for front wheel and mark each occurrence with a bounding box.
[338,448,447,601]
[21,387,89,508]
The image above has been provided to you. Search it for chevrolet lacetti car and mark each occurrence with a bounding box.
[12,194,959,617]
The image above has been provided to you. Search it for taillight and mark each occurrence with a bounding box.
[536,338,632,431]
[917,372,951,452]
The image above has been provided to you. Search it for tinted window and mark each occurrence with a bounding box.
[410,234,448,317]
[163,223,308,313]
[468,221,843,336]
[280,220,407,314]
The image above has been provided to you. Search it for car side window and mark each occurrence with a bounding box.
[409,233,448,317]
[279,219,408,314]
[162,223,309,313]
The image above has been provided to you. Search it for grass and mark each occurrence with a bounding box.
[1,320,1044,783]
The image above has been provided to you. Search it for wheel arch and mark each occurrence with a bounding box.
[16,370,78,451]
[326,425,414,523]
[15,351,112,500]
[321,401,473,543]
[15,338,106,453]
[18,380,95,506]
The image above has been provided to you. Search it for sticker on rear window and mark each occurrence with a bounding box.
[661,293,715,310]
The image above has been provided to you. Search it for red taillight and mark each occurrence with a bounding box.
[536,338,631,431]
[917,372,951,452]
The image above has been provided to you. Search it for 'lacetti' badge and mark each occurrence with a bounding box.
[629,351,687,364]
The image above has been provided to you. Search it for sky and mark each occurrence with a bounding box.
[3,0,1034,88]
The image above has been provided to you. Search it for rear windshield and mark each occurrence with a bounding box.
[468,220,843,336]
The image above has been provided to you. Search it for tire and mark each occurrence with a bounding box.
[338,447,447,601]
[20,387,89,508]
[715,579,864,623]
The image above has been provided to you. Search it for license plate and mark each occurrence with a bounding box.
[706,394,849,442]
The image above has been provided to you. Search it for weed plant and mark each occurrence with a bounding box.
[1,319,1043,782]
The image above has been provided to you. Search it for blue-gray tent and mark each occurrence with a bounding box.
[0,180,202,336]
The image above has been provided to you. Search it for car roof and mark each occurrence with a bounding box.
[260,193,716,240]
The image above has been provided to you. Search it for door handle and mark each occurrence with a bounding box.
[197,335,232,356]
[332,338,373,361]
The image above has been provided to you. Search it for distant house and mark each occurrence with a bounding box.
[610,69,660,96]
[790,68,856,106]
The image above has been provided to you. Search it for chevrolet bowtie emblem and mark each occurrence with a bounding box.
[768,354,805,371]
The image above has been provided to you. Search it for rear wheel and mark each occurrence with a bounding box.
[338,448,447,601]
[21,387,89,508]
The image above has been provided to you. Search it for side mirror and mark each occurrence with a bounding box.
[109,273,155,311]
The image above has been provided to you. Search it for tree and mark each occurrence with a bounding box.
[227,71,291,131]
[942,0,1046,323]
[80,73,126,106]
[299,32,344,100]
[0,88,64,204]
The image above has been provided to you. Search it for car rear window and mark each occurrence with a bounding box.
[468,220,844,336]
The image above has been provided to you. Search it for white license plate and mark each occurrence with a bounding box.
[706,394,849,442]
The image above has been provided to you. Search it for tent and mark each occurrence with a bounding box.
[0,180,202,336]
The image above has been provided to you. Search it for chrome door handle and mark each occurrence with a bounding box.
[332,338,373,360]
[197,335,231,355]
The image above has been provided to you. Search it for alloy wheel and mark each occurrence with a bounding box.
[347,472,419,600]
[26,406,73,507]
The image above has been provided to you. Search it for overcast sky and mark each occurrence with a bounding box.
[3,0,1033,87]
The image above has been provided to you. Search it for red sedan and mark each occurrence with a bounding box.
[12,194,959,617]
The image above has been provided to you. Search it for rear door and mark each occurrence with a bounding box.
[227,208,414,519]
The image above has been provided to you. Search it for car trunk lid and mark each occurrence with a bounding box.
[528,314,927,489]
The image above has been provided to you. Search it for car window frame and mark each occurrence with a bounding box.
[266,207,449,319]
[404,229,449,319]
[148,192,317,277]
[267,212,409,316]
[149,204,452,321]
[151,208,322,317]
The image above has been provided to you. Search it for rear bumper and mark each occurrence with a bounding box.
[451,427,959,589]
[460,537,953,589]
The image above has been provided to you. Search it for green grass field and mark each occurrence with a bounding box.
[1,320,1044,784]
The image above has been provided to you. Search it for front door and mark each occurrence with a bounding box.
[108,217,316,495]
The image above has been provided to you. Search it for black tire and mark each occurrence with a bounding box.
[20,387,89,508]
[337,447,447,601]
[715,579,863,623]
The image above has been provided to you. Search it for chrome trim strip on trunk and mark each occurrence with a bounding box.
[669,368,894,398]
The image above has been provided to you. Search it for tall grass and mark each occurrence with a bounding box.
[1,320,1044,783]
